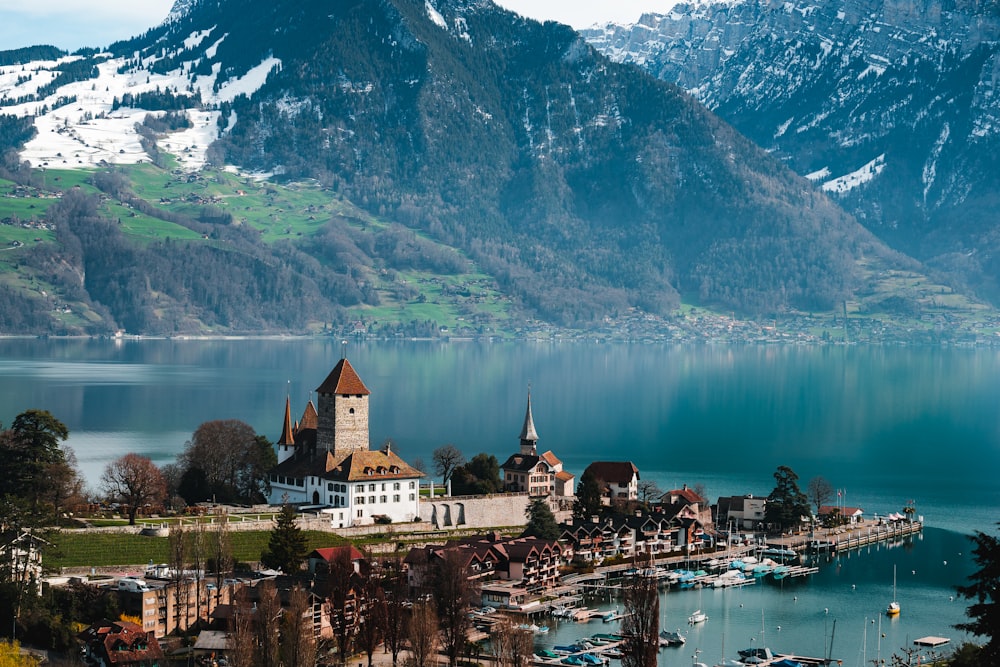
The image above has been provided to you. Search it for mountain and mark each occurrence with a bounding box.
[583,0,1000,303]
[0,0,935,335]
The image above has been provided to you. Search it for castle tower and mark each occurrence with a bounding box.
[316,358,371,460]
[519,391,539,455]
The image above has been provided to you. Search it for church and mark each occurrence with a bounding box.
[267,358,423,527]
[499,393,575,499]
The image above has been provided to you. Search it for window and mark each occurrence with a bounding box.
[380,495,387,503]
[368,484,376,492]
[356,497,364,505]
[409,493,416,501]
[328,483,334,491]
[369,496,376,504]
[393,482,400,491]
[357,510,363,517]
[393,494,400,502]
[349,408,355,414]
[409,482,415,489]
[357,484,365,492]
[381,483,386,491]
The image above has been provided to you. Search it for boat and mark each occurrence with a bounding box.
[601,607,624,622]
[603,648,623,659]
[688,609,708,624]
[660,629,686,646]
[771,565,791,581]
[713,570,747,588]
[561,656,586,665]
[887,564,900,616]
[536,650,562,659]
[579,653,604,665]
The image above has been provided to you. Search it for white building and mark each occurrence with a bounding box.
[267,358,423,526]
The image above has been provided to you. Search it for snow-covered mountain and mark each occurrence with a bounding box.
[583,0,1000,301]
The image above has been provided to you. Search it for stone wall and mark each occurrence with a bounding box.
[419,493,531,529]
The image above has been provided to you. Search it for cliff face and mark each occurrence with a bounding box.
[585,0,1000,302]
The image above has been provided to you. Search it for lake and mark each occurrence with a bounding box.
[0,338,995,662]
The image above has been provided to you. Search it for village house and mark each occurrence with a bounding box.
[78,618,165,667]
[583,461,640,505]
[657,485,714,548]
[116,574,237,639]
[500,393,575,499]
[267,358,424,526]
[404,533,565,603]
[716,494,767,533]
[0,530,48,596]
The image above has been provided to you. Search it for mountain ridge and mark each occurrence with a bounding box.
[583,0,1000,304]
[0,0,974,335]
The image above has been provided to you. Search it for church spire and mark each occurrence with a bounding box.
[519,390,539,455]
[278,395,295,446]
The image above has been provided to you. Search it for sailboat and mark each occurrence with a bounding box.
[886,564,900,616]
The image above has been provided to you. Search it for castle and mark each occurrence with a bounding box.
[267,358,423,527]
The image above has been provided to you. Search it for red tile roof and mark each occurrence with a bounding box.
[584,461,639,484]
[316,358,370,396]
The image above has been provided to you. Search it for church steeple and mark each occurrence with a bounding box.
[276,395,296,464]
[519,391,539,455]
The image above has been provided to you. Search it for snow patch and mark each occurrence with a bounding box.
[805,167,831,181]
[426,1,448,30]
[821,154,886,193]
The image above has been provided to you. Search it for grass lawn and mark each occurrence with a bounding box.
[44,530,348,570]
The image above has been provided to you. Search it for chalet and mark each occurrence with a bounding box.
[307,545,366,575]
[267,358,423,526]
[583,461,640,505]
[78,619,165,667]
[500,393,574,499]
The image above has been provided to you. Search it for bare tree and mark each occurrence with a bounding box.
[282,585,318,667]
[100,453,166,525]
[432,444,465,489]
[255,580,282,667]
[621,565,659,667]
[434,550,477,667]
[381,558,409,666]
[636,479,662,506]
[168,525,189,635]
[211,511,234,611]
[807,476,834,515]
[407,602,439,667]
[358,575,387,667]
[490,617,534,667]
[327,549,360,664]
[229,586,257,667]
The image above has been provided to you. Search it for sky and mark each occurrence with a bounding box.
[0,1,676,52]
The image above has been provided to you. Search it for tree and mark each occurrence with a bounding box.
[379,558,409,667]
[955,523,1000,664]
[523,498,559,539]
[435,549,476,667]
[0,409,69,513]
[490,617,533,667]
[621,567,659,667]
[168,525,190,635]
[326,547,360,665]
[281,585,317,667]
[229,586,257,667]
[407,602,439,667]
[807,476,834,515]
[432,444,465,490]
[254,580,282,667]
[100,453,166,525]
[260,504,307,574]
[358,574,386,667]
[764,465,810,533]
[451,453,503,495]
[636,479,662,506]
[573,468,604,521]
[179,420,275,504]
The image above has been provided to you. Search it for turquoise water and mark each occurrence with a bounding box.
[0,338,994,662]
[536,528,975,666]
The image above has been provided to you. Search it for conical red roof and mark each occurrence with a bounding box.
[316,358,370,395]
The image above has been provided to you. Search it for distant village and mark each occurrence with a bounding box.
[1,357,927,667]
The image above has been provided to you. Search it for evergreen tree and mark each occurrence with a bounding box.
[573,468,604,522]
[764,465,810,532]
[523,498,560,539]
[260,504,307,574]
[955,522,1000,664]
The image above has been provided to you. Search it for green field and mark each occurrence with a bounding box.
[44,529,349,570]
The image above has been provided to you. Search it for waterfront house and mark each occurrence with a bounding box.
[716,494,767,532]
[267,358,423,526]
[500,393,575,499]
[583,461,640,506]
